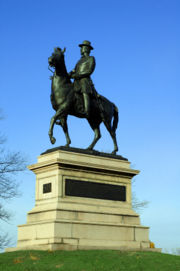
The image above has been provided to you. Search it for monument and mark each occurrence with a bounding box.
[6,41,161,252]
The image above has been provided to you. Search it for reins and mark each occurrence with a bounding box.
[48,65,54,74]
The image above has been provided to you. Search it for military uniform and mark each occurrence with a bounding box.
[73,55,96,95]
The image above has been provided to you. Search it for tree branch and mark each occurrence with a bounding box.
[0,204,11,222]
[0,233,11,250]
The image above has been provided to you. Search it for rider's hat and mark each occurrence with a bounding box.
[79,40,94,50]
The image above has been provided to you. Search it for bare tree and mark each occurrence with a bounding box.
[132,190,149,212]
[131,179,149,212]
[0,112,27,249]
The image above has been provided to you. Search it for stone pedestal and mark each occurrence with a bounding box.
[6,147,160,252]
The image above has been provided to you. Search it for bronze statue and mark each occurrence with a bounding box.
[48,43,119,154]
[69,40,96,117]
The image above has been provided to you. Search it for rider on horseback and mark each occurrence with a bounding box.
[68,40,96,118]
[48,44,119,153]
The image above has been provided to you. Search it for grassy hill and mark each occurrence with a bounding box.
[0,250,180,271]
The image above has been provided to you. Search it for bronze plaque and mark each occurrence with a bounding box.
[43,183,52,193]
[65,179,126,201]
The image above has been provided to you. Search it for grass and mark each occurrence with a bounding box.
[0,250,180,271]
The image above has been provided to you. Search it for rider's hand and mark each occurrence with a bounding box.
[71,74,80,79]
[68,72,74,78]
[68,69,75,78]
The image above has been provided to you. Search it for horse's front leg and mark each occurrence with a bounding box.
[48,110,61,144]
[48,115,56,144]
[60,116,71,147]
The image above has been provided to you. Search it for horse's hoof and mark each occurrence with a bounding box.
[65,144,70,147]
[50,137,56,144]
[87,147,94,153]
[111,150,117,155]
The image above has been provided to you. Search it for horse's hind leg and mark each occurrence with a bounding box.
[104,120,118,154]
[87,120,101,151]
[111,132,118,154]
[58,116,71,147]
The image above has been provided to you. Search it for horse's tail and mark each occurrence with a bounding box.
[112,104,119,132]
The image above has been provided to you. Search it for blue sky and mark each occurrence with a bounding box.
[0,0,179,253]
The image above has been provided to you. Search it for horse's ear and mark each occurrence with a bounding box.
[62,47,66,54]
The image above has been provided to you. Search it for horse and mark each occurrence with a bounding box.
[48,47,119,154]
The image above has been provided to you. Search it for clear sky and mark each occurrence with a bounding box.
[0,0,179,253]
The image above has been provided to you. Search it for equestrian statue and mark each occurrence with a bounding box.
[48,40,119,154]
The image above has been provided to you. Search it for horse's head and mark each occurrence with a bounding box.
[48,47,66,68]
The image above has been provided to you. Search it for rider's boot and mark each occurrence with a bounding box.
[83,93,90,118]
